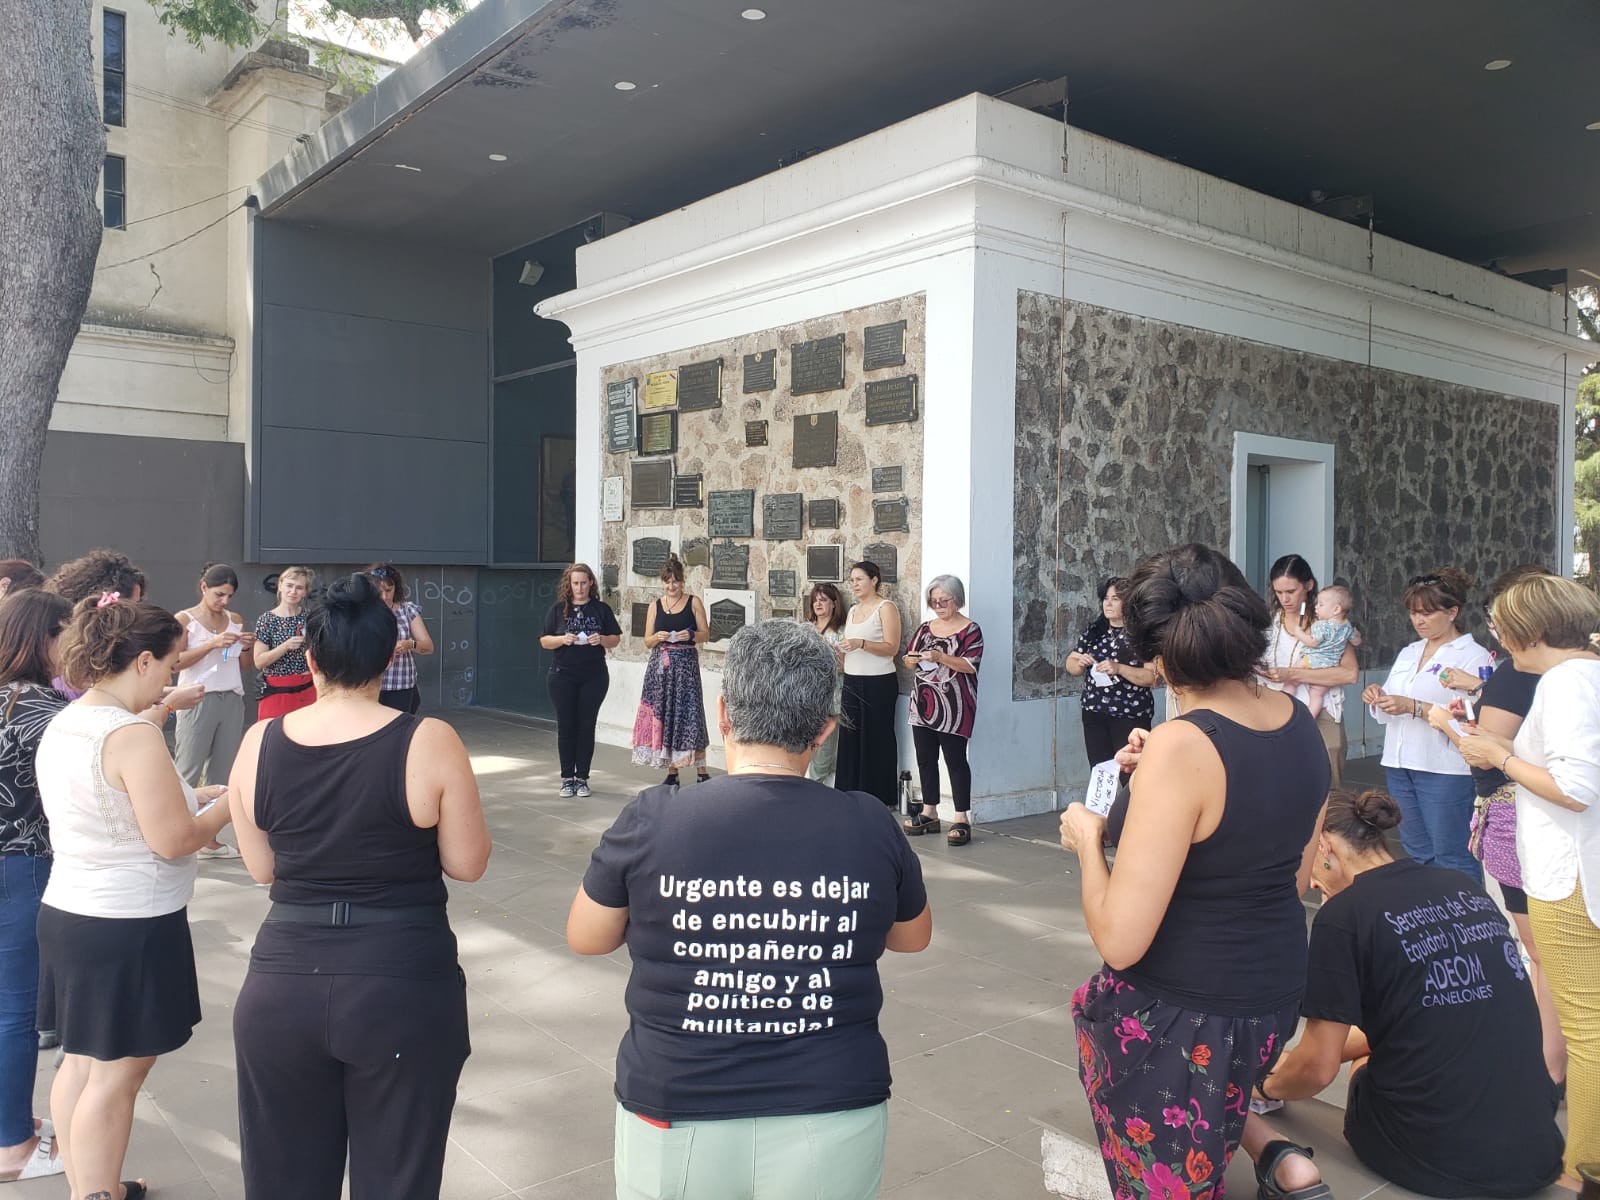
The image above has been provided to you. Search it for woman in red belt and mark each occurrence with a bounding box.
[253,568,316,721]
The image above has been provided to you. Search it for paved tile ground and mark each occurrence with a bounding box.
[19,711,1565,1199]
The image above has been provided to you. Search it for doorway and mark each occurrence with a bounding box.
[1229,433,1335,593]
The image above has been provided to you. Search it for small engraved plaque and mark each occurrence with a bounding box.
[871,465,903,493]
[606,379,638,453]
[768,569,797,597]
[632,537,672,577]
[771,606,797,621]
[790,334,846,395]
[602,475,624,522]
[862,542,898,584]
[745,420,769,447]
[806,545,843,581]
[681,537,711,567]
[708,598,748,642]
[673,473,704,508]
[808,498,840,529]
[630,460,673,509]
[872,497,910,534]
[862,320,907,370]
[711,542,750,589]
[644,370,677,410]
[638,411,677,456]
[676,359,723,412]
[864,375,919,426]
[602,564,619,590]
[631,603,652,638]
[707,489,755,538]
[762,493,804,541]
[791,411,838,469]
[743,350,777,393]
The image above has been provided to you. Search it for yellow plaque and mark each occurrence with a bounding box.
[644,370,678,411]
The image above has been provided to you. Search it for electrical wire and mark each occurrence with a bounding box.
[100,201,247,270]
[124,82,313,141]
[120,186,249,228]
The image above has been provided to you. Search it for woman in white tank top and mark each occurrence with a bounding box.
[836,561,902,807]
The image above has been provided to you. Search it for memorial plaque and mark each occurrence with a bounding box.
[630,460,673,509]
[791,411,838,469]
[771,606,797,621]
[762,492,804,541]
[602,475,624,522]
[743,350,777,393]
[631,603,652,639]
[602,564,619,590]
[707,489,755,538]
[638,411,677,456]
[676,359,723,412]
[790,333,846,395]
[806,545,843,581]
[708,598,748,643]
[862,542,899,584]
[863,320,907,370]
[807,498,841,529]
[606,379,638,453]
[871,465,903,493]
[711,542,750,589]
[768,569,797,597]
[864,375,919,426]
[632,536,672,577]
[872,497,910,534]
[681,537,711,568]
[644,370,677,410]
[673,473,704,508]
[744,420,768,447]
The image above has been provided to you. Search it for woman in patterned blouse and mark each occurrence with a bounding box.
[253,567,316,721]
[1065,577,1157,769]
[901,575,984,846]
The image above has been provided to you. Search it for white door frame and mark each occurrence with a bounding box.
[1228,432,1336,584]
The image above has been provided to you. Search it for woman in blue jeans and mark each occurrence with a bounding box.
[1361,568,1490,879]
[0,589,72,1181]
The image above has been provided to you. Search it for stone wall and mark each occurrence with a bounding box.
[599,295,926,667]
[1012,291,1561,699]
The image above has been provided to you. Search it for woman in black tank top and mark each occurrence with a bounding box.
[225,574,490,1200]
[1058,545,1333,1200]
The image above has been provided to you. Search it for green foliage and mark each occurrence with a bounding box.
[150,0,263,48]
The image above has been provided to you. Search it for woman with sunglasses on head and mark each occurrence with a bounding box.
[367,564,433,715]
[901,575,984,846]
[1361,568,1490,881]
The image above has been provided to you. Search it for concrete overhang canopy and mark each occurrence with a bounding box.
[255,0,1600,280]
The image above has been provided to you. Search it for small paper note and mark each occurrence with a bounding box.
[1083,759,1121,817]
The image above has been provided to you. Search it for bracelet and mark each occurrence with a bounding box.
[1500,752,1515,773]
[1414,699,1423,719]
[1256,1076,1277,1102]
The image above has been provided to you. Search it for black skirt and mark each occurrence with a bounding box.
[37,904,201,1060]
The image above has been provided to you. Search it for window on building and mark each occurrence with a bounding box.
[103,10,126,126]
[103,154,125,229]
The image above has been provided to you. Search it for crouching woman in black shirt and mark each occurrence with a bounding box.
[1253,789,1564,1198]
[568,619,932,1200]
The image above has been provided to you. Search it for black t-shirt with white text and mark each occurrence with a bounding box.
[582,775,927,1121]
[542,599,621,674]
[1303,860,1561,1197]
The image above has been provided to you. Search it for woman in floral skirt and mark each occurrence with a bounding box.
[631,555,710,786]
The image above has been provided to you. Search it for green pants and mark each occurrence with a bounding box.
[613,1101,887,1200]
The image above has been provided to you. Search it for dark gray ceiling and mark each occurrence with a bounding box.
[259,0,1600,281]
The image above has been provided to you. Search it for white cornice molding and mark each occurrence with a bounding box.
[74,322,235,355]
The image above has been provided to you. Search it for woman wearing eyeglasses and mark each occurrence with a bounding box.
[901,576,983,846]
[1360,568,1491,880]
[367,564,434,714]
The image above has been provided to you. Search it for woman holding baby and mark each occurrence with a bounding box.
[1259,554,1359,788]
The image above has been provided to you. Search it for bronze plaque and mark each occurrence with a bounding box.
[862,320,907,370]
[682,537,711,567]
[631,603,652,638]
[708,598,748,642]
[745,420,769,447]
[808,498,840,529]
[673,473,704,508]
[762,493,804,541]
[790,334,846,395]
[742,350,776,393]
[791,411,838,469]
[768,569,797,597]
[602,564,619,590]
[806,545,843,581]
[606,378,638,453]
[711,542,750,589]
[707,489,755,538]
[871,465,903,492]
[630,460,673,509]
[864,375,918,426]
[677,359,723,412]
[862,542,898,584]
[638,411,677,456]
[632,537,672,577]
[872,497,910,534]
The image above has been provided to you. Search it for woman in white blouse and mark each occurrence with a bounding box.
[1360,568,1490,881]
[1458,573,1600,1190]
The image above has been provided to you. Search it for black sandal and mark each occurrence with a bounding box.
[122,1183,148,1200]
[1255,1140,1333,1200]
[696,773,711,784]
[902,813,941,835]
[664,773,680,787]
[946,823,971,846]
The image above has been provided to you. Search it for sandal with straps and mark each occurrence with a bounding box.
[946,823,971,847]
[1255,1140,1333,1200]
[903,813,940,835]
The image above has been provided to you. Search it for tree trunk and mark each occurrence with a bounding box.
[0,1,105,563]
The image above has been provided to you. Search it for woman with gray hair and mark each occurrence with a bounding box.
[902,575,984,846]
[568,619,932,1200]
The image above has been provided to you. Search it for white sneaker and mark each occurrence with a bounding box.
[558,779,578,798]
[197,843,240,860]
[575,780,592,798]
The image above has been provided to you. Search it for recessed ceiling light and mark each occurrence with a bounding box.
[614,80,636,91]
[1483,59,1512,70]
[741,8,767,18]
[394,163,422,172]
[1587,121,1600,131]
[488,153,508,162]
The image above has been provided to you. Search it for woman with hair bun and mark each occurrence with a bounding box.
[1059,543,1331,1200]
[836,561,902,808]
[632,554,710,788]
[35,596,233,1200]
[1259,554,1359,788]
[1252,789,1563,1198]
